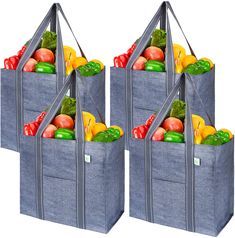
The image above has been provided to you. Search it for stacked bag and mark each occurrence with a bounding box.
[1,3,124,234]
[112,1,234,236]
[0,1,234,236]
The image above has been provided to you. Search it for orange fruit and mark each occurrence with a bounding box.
[220,128,233,139]
[192,114,205,132]
[182,55,197,68]
[72,57,88,69]
[91,59,104,70]
[92,122,107,136]
[200,57,214,68]
[173,44,186,61]
[110,125,124,136]
[201,125,216,139]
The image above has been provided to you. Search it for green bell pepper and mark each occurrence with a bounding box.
[145,60,165,72]
[184,60,210,75]
[106,128,120,141]
[164,131,184,143]
[78,61,101,77]
[92,131,114,142]
[55,128,75,140]
[215,130,230,144]
[35,62,56,74]
[202,134,223,146]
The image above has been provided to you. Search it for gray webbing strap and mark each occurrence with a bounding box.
[143,73,212,231]
[35,70,86,228]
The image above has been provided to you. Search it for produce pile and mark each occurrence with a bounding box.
[23,96,123,142]
[3,31,104,77]
[132,100,233,146]
[114,29,214,75]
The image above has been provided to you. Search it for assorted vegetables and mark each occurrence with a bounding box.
[3,31,104,77]
[114,28,214,75]
[132,99,233,146]
[23,96,123,143]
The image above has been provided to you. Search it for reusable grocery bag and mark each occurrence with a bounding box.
[111,1,215,149]
[20,71,124,233]
[129,73,233,236]
[0,3,105,152]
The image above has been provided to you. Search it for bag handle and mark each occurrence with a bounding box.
[34,70,86,228]
[143,73,212,231]
[15,3,87,151]
[124,1,196,149]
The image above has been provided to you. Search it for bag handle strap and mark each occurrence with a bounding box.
[15,3,87,151]
[124,1,196,148]
[143,73,212,230]
[34,70,86,228]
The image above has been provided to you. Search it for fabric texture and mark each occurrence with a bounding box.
[20,134,124,233]
[129,138,234,236]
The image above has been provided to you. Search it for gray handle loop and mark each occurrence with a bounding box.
[15,3,87,151]
[35,70,86,228]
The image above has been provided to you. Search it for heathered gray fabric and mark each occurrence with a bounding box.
[20,136,124,233]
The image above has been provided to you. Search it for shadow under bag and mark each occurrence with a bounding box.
[0,3,105,152]
[129,73,233,236]
[20,71,124,233]
[110,1,215,149]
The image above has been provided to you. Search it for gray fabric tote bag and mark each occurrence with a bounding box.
[20,71,124,233]
[111,1,215,149]
[0,3,105,152]
[129,73,233,236]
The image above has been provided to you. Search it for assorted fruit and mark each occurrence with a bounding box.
[3,31,104,77]
[114,28,213,75]
[132,100,232,146]
[23,96,123,142]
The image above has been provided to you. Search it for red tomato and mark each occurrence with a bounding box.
[52,114,74,129]
[152,127,166,141]
[133,56,147,70]
[23,58,37,72]
[42,124,57,138]
[143,46,164,61]
[162,117,184,133]
[34,48,55,63]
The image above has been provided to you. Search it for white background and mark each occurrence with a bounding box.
[0,0,235,237]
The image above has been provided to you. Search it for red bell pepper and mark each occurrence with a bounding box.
[113,53,129,68]
[17,45,27,58]
[4,55,20,70]
[24,122,39,136]
[36,111,47,124]
[145,114,157,127]
[127,43,136,56]
[132,124,149,139]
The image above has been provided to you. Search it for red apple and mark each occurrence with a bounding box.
[42,124,57,138]
[152,127,166,141]
[52,114,74,129]
[162,117,184,133]
[23,58,38,72]
[34,48,55,63]
[133,56,147,70]
[143,46,164,61]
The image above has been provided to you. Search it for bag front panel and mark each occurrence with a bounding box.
[187,67,215,124]
[82,69,105,121]
[20,136,124,233]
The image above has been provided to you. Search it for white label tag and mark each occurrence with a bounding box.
[194,157,201,166]
[85,154,91,163]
